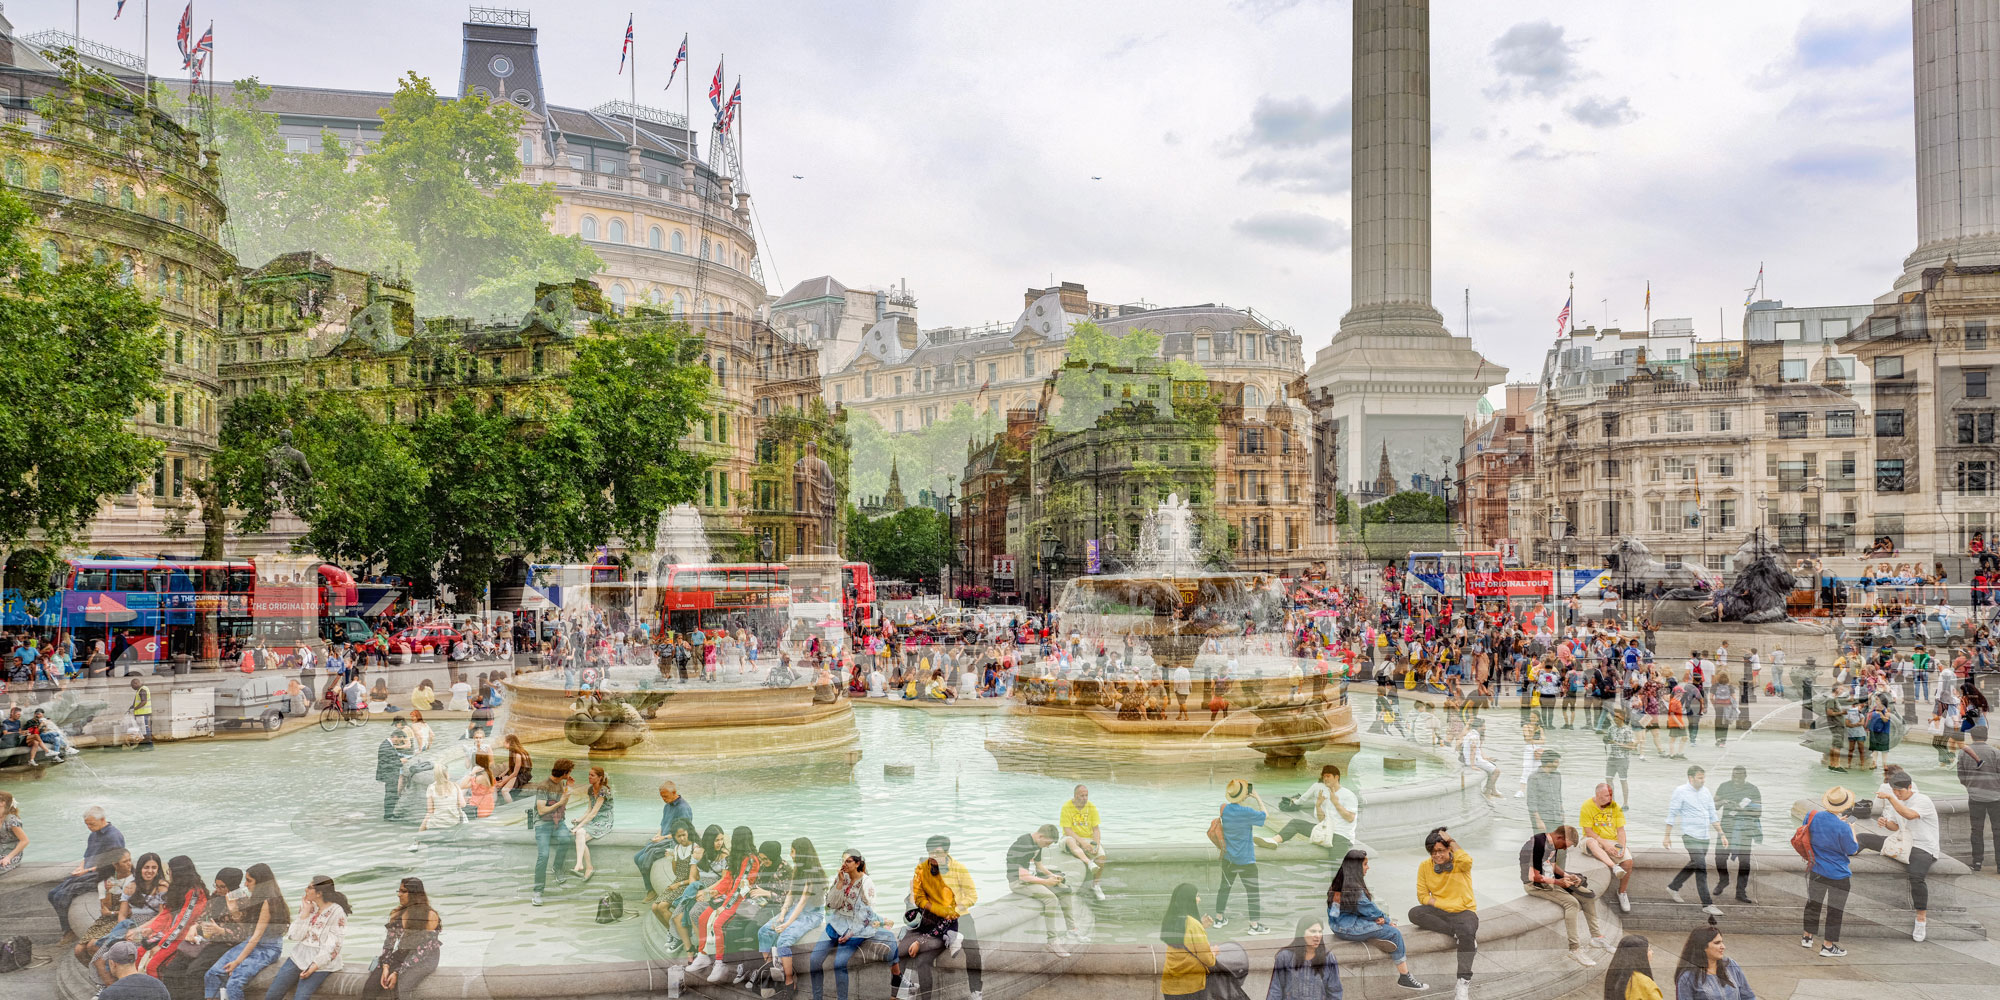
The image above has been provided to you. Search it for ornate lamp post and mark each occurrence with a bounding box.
[1039,528,1061,620]
[1548,506,1569,630]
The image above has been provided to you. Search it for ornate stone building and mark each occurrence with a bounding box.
[0,40,232,554]
[251,7,767,321]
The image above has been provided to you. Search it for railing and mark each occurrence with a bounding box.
[591,101,690,132]
[468,7,532,26]
[20,30,144,72]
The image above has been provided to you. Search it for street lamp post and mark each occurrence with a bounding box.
[1549,507,1569,630]
[1039,529,1061,620]
[944,485,957,607]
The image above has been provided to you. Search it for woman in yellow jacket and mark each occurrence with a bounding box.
[1603,935,1662,1000]
[1160,883,1215,1000]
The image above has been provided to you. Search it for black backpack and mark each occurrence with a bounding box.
[0,935,33,973]
[595,891,624,924]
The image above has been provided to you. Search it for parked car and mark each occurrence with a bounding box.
[321,615,372,646]
[390,623,463,656]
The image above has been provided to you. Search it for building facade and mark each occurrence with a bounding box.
[0,44,233,554]
[1459,384,1538,551]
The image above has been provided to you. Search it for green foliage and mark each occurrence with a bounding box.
[845,505,951,587]
[848,403,1000,500]
[199,79,410,274]
[0,188,165,560]
[210,322,711,609]
[1362,490,1447,524]
[371,73,602,315]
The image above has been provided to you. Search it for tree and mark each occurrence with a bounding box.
[210,320,712,608]
[199,79,410,274]
[846,505,950,589]
[0,187,165,573]
[372,73,602,316]
[848,403,1000,501]
[1362,490,1447,524]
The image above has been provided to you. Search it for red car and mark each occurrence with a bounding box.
[389,623,462,655]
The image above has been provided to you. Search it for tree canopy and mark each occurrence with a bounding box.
[1362,490,1448,524]
[372,73,602,316]
[847,402,1000,502]
[210,318,712,608]
[844,505,950,589]
[0,187,165,565]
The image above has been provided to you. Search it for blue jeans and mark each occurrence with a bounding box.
[534,818,559,891]
[205,937,282,1000]
[761,905,824,956]
[634,839,671,895]
[47,872,97,934]
[1335,920,1407,963]
[808,928,867,1000]
[1915,672,1931,701]
[262,957,331,1000]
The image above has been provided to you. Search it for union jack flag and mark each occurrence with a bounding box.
[114,0,126,20]
[176,2,194,68]
[719,78,741,131]
[189,23,213,83]
[665,33,687,89]
[708,61,724,113]
[1554,294,1571,337]
[618,15,633,74]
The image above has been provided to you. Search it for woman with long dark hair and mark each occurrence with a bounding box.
[1327,850,1426,991]
[569,765,615,881]
[807,850,895,1000]
[263,874,352,1000]
[126,854,207,979]
[79,851,163,964]
[689,825,766,981]
[206,863,290,1000]
[667,825,729,950]
[530,758,575,906]
[1672,923,1755,1000]
[1267,914,1340,1000]
[360,877,443,998]
[760,837,826,994]
[1159,882,1214,1000]
[496,734,533,803]
[1603,935,1660,1000]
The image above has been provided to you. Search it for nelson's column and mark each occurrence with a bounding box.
[1305,0,1504,510]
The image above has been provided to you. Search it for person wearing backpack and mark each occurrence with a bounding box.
[1867,700,1895,770]
[1800,787,1861,957]
[1956,725,2000,871]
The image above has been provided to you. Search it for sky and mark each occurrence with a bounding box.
[23,0,1918,385]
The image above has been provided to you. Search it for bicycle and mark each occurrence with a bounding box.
[316,695,368,732]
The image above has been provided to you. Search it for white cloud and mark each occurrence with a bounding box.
[1489,21,1580,98]
[1567,95,1637,128]
[1232,211,1349,252]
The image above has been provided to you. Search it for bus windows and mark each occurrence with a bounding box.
[113,569,155,591]
[72,567,112,591]
[226,569,255,594]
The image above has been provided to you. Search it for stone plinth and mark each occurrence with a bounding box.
[502,673,861,766]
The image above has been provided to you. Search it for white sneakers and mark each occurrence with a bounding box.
[1914,920,1928,943]
[1569,948,1597,967]
[946,930,964,956]
[896,974,918,999]
[1255,835,1283,848]
[686,954,713,973]
[1611,864,1625,876]
[1049,940,1072,958]
[1091,884,1106,901]
[706,961,733,984]
[1591,937,1614,952]
[1701,905,1724,916]
[1669,889,1685,903]
[1454,979,1471,1000]
[1618,892,1631,913]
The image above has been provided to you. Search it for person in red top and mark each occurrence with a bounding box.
[691,827,764,976]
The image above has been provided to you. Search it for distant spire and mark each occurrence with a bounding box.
[1373,441,1396,496]
[884,456,907,510]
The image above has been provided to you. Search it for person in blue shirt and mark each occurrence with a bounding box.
[49,806,125,940]
[1214,779,1270,934]
[1802,786,1860,957]
[633,780,695,900]
[1326,850,1426,991]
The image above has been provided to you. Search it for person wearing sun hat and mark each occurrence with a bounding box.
[1802,786,1862,957]
[1213,778,1270,935]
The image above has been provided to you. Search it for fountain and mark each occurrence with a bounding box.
[993,495,1357,768]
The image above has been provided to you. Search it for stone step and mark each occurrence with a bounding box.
[1618,900,1984,941]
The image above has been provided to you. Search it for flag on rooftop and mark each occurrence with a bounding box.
[666,33,687,89]
[618,15,633,74]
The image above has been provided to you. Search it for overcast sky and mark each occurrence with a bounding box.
[33,0,1916,385]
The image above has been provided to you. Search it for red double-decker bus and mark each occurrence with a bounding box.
[842,562,877,627]
[658,563,791,637]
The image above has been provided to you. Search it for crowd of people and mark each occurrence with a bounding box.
[40,805,441,999]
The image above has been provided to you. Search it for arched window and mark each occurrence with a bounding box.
[118,256,135,286]
[155,196,169,220]
[39,240,58,272]
[91,178,108,203]
[609,284,627,310]
[175,269,187,302]
[674,291,688,316]
[671,230,685,254]
[3,158,23,186]
[648,226,662,250]
[39,165,61,192]
[579,216,598,240]
[648,287,663,305]
[700,235,710,260]
[91,248,108,269]
[120,185,135,211]
[1244,385,1263,408]
[155,262,168,289]
[607,218,626,243]
[175,204,186,226]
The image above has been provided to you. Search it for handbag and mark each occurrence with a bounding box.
[1879,821,1913,863]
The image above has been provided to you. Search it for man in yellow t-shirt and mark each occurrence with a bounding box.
[1408,827,1478,989]
[1059,784,1107,899]
[1578,783,1634,911]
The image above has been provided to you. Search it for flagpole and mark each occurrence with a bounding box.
[1645,280,1651,334]
[682,37,691,161]
[1567,272,1574,334]
[142,0,150,96]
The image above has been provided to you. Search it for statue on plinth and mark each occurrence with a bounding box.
[1703,531,1798,624]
